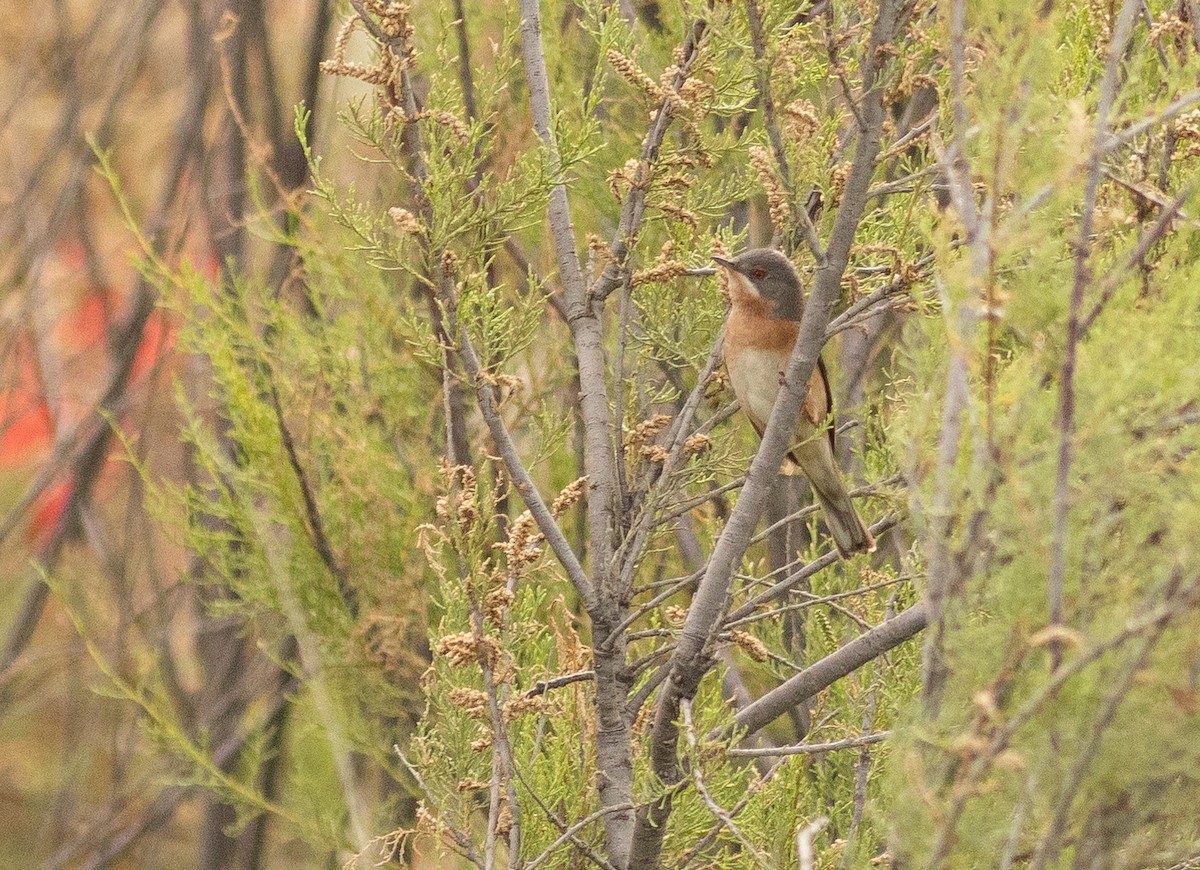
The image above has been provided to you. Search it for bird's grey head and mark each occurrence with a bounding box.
[712,248,804,321]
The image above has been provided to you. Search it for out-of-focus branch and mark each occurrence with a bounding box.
[920,0,990,716]
[265,376,356,614]
[0,27,207,676]
[1080,180,1197,337]
[1048,0,1138,669]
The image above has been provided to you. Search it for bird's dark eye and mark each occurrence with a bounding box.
[751,268,767,280]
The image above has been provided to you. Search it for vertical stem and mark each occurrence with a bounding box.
[516,1,631,863]
[1048,0,1137,669]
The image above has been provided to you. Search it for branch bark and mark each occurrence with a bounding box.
[514,2,667,861]
[722,604,926,739]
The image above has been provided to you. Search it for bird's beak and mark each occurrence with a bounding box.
[711,255,735,271]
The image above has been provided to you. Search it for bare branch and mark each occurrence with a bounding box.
[728,730,891,757]
[589,20,709,303]
[395,746,485,869]
[265,376,356,615]
[451,296,596,610]
[724,514,901,625]
[681,698,776,867]
[523,803,633,870]
[723,604,927,739]
[516,3,635,858]
[523,670,596,698]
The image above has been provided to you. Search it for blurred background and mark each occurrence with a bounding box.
[0,2,372,865]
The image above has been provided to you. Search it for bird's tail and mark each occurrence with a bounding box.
[791,442,875,558]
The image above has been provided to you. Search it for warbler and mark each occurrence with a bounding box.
[714,248,875,557]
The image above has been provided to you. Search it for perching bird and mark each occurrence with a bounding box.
[714,248,875,558]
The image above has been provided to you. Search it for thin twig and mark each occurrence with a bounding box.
[728,730,891,757]
[523,670,596,698]
[395,746,485,869]
[681,699,776,867]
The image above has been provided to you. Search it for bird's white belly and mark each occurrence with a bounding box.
[728,348,787,425]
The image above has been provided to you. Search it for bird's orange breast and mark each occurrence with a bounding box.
[725,305,828,437]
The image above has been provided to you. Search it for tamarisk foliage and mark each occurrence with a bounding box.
[11,0,1199,866]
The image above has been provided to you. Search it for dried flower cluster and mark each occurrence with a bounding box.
[784,100,819,142]
[640,445,670,463]
[494,511,543,577]
[495,803,514,836]
[607,49,664,101]
[608,158,652,203]
[587,233,616,266]
[889,57,938,104]
[1173,109,1200,160]
[483,586,515,625]
[729,629,769,663]
[633,241,690,286]
[435,631,500,670]
[749,145,790,234]
[432,111,469,143]
[448,686,489,719]
[1149,10,1193,61]
[683,433,711,457]
[711,237,733,306]
[655,201,699,228]
[434,461,477,532]
[388,206,423,236]
[828,160,853,209]
[320,6,413,87]
[624,413,673,449]
[502,694,552,722]
[360,0,413,41]
[704,369,729,400]
[551,476,589,518]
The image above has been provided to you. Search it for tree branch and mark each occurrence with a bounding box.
[723,604,926,739]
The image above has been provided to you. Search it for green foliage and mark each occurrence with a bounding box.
[62,0,1200,866]
[880,3,1200,866]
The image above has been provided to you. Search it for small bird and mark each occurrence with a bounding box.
[714,248,875,557]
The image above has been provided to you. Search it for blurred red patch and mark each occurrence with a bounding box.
[26,479,73,549]
[0,391,53,463]
[131,309,177,381]
[0,344,53,465]
[56,291,113,351]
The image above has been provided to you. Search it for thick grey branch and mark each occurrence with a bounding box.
[518,3,632,864]
[724,604,927,739]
